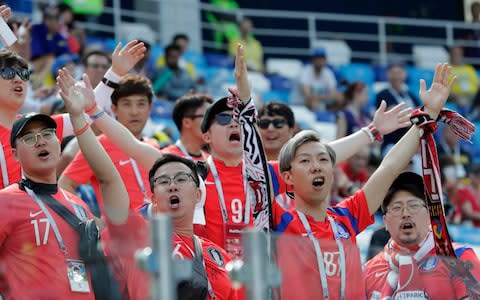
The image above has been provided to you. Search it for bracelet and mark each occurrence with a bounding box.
[90,110,105,121]
[85,103,97,115]
[368,124,383,142]
[361,126,376,143]
[74,123,89,136]
[102,77,120,89]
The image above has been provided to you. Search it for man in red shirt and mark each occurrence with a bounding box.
[271,63,455,300]
[364,172,480,299]
[162,93,211,160]
[0,86,129,300]
[59,74,158,211]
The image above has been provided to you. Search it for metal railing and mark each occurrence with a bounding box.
[16,0,480,66]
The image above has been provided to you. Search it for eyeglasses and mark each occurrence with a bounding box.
[258,118,287,129]
[214,113,237,126]
[152,172,194,188]
[0,67,30,81]
[87,63,110,70]
[387,201,427,216]
[186,114,204,120]
[18,128,57,146]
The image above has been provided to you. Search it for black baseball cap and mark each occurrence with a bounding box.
[381,172,425,213]
[10,113,57,148]
[200,97,231,133]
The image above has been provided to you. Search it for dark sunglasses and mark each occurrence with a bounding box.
[0,67,30,81]
[258,118,286,129]
[214,113,237,126]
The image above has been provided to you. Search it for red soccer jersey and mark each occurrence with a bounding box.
[162,144,208,161]
[0,114,65,189]
[270,190,373,300]
[364,243,480,300]
[337,161,369,186]
[104,212,237,300]
[62,135,156,211]
[197,158,255,248]
[0,184,94,300]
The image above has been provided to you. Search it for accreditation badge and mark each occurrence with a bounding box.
[66,259,90,293]
[224,222,246,259]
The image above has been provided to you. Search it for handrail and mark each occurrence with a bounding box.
[15,1,480,67]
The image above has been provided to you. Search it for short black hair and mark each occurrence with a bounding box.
[148,154,200,192]
[172,34,189,43]
[111,74,153,105]
[258,102,295,128]
[82,50,111,66]
[165,44,181,57]
[382,172,425,214]
[0,49,29,70]
[172,93,212,132]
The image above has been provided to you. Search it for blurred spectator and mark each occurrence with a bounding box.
[156,34,197,79]
[291,48,340,111]
[337,147,370,192]
[376,62,420,154]
[437,125,471,180]
[228,17,264,72]
[205,0,240,50]
[457,164,480,227]
[57,3,82,55]
[30,5,71,89]
[153,44,197,101]
[132,41,158,81]
[335,81,371,138]
[257,102,295,161]
[366,226,390,260]
[458,2,480,67]
[82,50,111,87]
[449,45,479,111]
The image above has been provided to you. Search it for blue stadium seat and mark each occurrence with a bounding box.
[204,53,234,68]
[315,111,337,123]
[150,99,173,120]
[407,66,434,87]
[262,90,290,104]
[338,63,375,85]
[184,50,207,69]
[373,65,388,82]
[150,44,165,62]
[267,75,294,92]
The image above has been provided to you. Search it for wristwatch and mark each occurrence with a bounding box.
[101,77,120,89]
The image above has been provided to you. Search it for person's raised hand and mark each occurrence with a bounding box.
[234,44,251,102]
[419,63,455,119]
[111,40,146,76]
[57,69,95,116]
[372,101,412,136]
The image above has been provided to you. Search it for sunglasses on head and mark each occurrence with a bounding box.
[0,67,30,81]
[214,113,237,126]
[258,118,286,129]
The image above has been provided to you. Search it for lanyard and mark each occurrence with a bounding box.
[207,156,250,224]
[129,158,150,203]
[388,87,415,108]
[193,235,216,299]
[25,187,68,255]
[0,141,9,187]
[297,211,346,300]
[175,140,207,161]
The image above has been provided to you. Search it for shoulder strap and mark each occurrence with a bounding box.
[37,193,83,233]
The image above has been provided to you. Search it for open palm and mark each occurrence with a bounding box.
[419,63,455,118]
[57,68,95,116]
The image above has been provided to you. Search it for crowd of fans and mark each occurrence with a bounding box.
[1,1,480,299]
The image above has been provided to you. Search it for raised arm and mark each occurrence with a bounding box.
[363,63,455,214]
[58,72,128,224]
[57,68,161,173]
[329,101,412,163]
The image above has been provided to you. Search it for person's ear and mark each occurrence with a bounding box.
[202,131,211,144]
[12,148,18,161]
[383,215,389,232]
[183,117,193,130]
[281,170,294,186]
[111,104,117,115]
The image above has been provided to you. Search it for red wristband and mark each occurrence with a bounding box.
[74,123,89,136]
[85,103,97,115]
[368,124,383,142]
